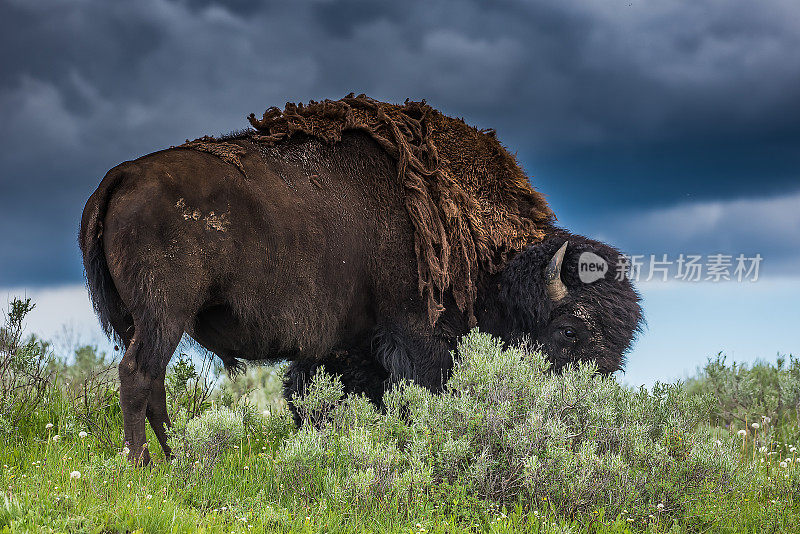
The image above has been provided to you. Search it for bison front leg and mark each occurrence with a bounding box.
[373,321,455,393]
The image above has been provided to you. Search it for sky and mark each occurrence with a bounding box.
[0,0,798,385]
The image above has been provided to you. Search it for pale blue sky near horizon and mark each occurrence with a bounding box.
[3,277,797,388]
[621,278,799,386]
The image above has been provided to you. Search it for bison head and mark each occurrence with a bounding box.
[478,232,643,374]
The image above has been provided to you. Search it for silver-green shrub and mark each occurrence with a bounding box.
[274,330,752,522]
[169,403,263,468]
[289,366,345,428]
[383,332,719,518]
[0,298,56,434]
[687,354,800,434]
[216,362,287,412]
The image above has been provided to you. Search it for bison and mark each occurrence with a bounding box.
[80,96,642,463]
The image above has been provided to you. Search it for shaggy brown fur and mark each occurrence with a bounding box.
[82,96,642,464]
[180,136,247,175]
[182,94,555,326]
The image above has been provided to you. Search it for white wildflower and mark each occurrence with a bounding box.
[657,503,665,511]
[52,435,60,442]
[78,431,88,439]
[751,422,760,430]
[45,423,53,430]
[70,471,81,480]
[790,447,797,453]
[737,429,747,437]
[780,461,788,468]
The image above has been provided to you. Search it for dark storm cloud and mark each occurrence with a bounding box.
[1,0,798,285]
[587,191,800,279]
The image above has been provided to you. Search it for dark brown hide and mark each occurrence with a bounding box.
[189,94,555,326]
[81,97,642,463]
[82,132,461,462]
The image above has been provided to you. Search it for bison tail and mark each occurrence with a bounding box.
[79,166,130,345]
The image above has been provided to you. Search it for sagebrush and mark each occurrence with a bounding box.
[1,297,798,532]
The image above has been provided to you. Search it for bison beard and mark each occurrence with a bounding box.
[80,96,642,463]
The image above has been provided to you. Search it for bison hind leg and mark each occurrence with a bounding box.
[118,315,184,464]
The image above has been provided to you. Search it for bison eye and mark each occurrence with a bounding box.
[562,327,577,339]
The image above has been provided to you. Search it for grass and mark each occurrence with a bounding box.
[2,426,799,533]
[1,299,799,533]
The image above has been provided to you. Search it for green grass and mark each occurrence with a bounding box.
[2,299,800,533]
[2,426,799,533]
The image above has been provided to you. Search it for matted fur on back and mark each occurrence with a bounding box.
[182,94,556,326]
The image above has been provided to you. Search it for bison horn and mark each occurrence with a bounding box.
[545,241,569,302]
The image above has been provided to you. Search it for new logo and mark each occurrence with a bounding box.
[578,252,608,283]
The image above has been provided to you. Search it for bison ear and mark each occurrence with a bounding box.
[545,241,569,302]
